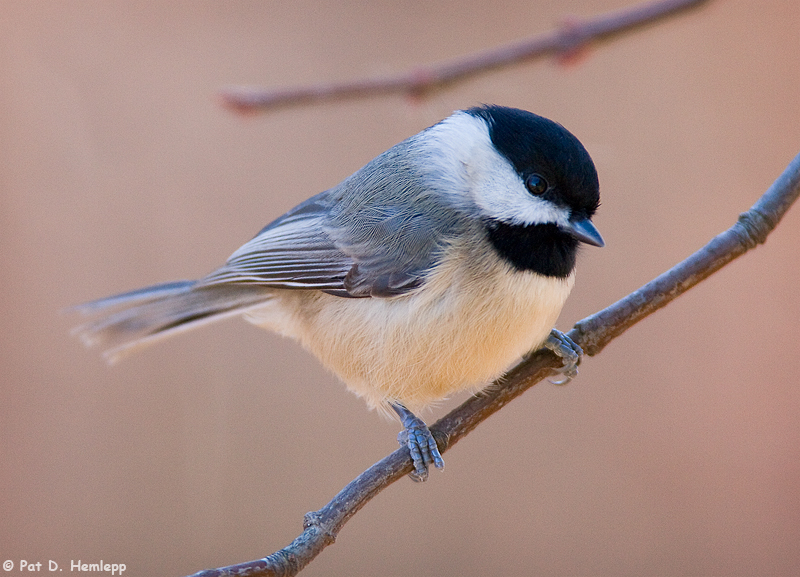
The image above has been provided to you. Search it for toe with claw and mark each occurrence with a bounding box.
[391,403,445,482]
[544,329,583,385]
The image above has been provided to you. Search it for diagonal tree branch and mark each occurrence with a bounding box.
[218,0,710,114]
[185,151,800,577]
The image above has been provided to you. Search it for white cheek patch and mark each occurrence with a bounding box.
[418,111,571,228]
[470,151,570,227]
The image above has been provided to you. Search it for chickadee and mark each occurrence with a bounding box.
[74,105,603,481]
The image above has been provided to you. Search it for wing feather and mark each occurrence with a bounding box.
[199,136,466,297]
[198,191,354,291]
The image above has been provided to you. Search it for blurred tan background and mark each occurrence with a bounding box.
[2,1,799,575]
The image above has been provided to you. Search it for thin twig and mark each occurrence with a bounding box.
[218,0,710,114]
[186,150,800,577]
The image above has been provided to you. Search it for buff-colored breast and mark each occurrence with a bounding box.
[245,237,575,413]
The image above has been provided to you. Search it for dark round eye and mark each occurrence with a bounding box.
[525,174,548,196]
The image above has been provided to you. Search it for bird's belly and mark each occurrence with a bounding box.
[247,265,574,413]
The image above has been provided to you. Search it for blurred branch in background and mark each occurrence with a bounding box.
[186,151,800,577]
[219,0,710,114]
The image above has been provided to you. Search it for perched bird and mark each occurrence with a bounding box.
[74,105,603,481]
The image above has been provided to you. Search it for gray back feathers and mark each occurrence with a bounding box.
[203,134,466,297]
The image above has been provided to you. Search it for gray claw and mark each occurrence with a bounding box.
[391,403,444,482]
[544,329,583,385]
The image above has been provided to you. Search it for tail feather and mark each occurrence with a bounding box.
[72,281,272,362]
[72,280,199,313]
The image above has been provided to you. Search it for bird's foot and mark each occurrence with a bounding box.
[544,329,583,385]
[391,403,444,482]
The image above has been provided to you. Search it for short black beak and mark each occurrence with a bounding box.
[560,217,604,247]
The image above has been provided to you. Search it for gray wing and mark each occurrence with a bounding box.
[327,139,465,296]
[200,139,465,298]
[198,190,355,295]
